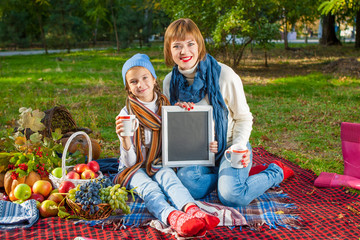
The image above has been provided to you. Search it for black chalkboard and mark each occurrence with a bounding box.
[162,106,215,167]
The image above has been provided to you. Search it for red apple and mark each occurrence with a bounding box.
[87,161,100,173]
[74,163,90,174]
[81,170,95,179]
[94,172,99,178]
[66,171,80,179]
[47,193,64,206]
[39,200,58,217]
[29,193,45,203]
[32,180,53,198]
[58,181,75,193]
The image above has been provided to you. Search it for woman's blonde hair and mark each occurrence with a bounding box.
[164,18,206,67]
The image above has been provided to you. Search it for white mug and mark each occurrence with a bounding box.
[224,145,248,168]
[117,115,139,136]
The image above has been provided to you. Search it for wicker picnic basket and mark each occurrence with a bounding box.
[49,131,103,188]
[66,196,112,220]
[41,105,92,138]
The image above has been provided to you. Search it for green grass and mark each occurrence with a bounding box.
[1,46,360,183]
[247,73,360,176]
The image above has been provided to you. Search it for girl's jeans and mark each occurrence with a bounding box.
[177,142,284,207]
[129,167,195,224]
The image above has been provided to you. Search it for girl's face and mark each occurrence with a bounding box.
[126,66,156,102]
[170,35,199,70]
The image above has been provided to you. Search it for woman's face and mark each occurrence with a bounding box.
[126,66,156,102]
[170,35,199,70]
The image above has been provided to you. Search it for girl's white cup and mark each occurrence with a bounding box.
[224,145,248,168]
[118,115,139,136]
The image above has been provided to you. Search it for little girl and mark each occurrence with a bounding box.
[113,53,219,237]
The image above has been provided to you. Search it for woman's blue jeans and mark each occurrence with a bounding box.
[177,142,284,207]
[129,167,195,224]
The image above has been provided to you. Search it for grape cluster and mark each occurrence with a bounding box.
[99,184,131,214]
[66,177,131,216]
[74,181,103,214]
[66,177,111,214]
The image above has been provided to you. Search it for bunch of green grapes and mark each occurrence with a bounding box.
[99,184,131,214]
[68,185,79,201]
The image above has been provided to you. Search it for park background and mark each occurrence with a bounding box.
[0,0,359,183]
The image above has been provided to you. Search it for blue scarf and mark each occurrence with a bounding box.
[170,54,228,162]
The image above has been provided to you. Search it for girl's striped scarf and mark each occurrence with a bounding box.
[114,94,170,187]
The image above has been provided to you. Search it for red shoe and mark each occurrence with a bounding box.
[271,160,294,180]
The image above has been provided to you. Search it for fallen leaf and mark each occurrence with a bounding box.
[338,213,344,219]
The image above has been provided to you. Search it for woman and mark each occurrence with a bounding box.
[162,18,294,207]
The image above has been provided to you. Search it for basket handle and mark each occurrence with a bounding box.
[61,131,93,177]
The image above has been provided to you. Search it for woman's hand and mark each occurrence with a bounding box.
[174,101,195,111]
[210,141,218,153]
[115,116,131,150]
[242,149,251,168]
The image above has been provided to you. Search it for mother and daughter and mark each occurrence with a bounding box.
[114,18,294,237]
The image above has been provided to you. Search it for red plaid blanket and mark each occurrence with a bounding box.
[1,147,360,240]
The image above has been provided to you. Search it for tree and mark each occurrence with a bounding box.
[161,0,282,67]
[319,0,360,48]
[0,0,40,49]
[82,0,109,46]
[28,0,50,54]
[278,0,321,49]
[319,13,342,45]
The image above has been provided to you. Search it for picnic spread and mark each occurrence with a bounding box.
[1,107,360,239]
[1,147,360,239]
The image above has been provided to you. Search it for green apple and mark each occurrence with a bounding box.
[13,199,25,204]
[14,183,32,200]
[51,167,64,178]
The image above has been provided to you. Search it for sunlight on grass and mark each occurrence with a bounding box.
[1,48,359,176]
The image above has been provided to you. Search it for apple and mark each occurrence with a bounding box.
[29,193,45,203]
[13,199,25,204]
[35,200,41,209]
[81,170,95,179]
[39,200,58,217]
[9,191,18,201]
[51,167,64,178]
[58,181,75,193]
[50,189,59,194]
[47,192,64,206]
[32,180,53,198]
[66,171,80,179]
[87,161,100,173]
[14,183,32,200]
[74,163,90,174]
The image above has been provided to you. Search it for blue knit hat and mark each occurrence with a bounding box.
[122,53,157,86]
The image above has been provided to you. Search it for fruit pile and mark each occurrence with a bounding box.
[4,179,66,218]
[52,160,101,180]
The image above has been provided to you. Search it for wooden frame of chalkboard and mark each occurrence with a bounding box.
[162,105,215,167]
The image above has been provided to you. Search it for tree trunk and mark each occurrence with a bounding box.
[264,50,268,67]
[319,13,341,46]
[356,8,360,48]
[110,1,120,53]
[284,15,289,49]
[60,5,70,53]
[93,17,99,46]
[37,13,48,54]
